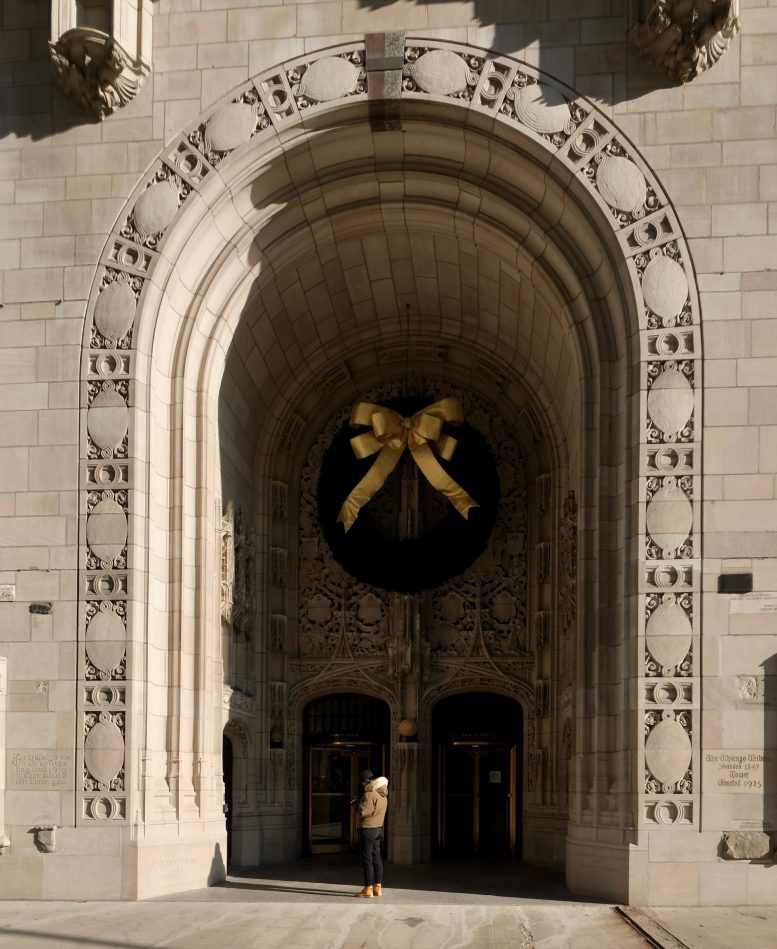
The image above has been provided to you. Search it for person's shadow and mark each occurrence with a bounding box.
[208,842,227,885]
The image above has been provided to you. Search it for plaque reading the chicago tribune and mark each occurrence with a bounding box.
[703,750,776,793]
[8,750,73,790]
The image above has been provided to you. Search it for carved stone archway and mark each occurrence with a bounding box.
[78,36,702,902]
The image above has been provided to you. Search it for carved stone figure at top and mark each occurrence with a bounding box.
[49,28,148,119]
[629,0,740,85]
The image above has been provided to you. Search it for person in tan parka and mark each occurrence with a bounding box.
[353,770,388,897]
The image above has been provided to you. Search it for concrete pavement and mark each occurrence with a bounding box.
[0,857,774,948]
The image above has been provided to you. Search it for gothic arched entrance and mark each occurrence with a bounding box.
[77,36,702,903]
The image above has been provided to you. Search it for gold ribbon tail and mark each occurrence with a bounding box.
[337,442,404,531]
[409,438,479,520]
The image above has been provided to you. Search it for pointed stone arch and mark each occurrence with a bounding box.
[78,36,702,903]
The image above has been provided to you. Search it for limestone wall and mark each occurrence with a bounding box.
[0,0,775,905]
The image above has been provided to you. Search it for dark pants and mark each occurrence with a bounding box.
[359,827,383,886]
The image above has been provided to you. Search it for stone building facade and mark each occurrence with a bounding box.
[0,0,776,905]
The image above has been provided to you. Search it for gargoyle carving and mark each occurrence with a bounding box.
[49,28,148,119]
[630,1,740,84]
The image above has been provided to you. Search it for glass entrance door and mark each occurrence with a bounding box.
[439,743,516,856]
[308,743,383,853]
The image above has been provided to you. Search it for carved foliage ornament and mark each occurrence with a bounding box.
[49,29,148,120]
[630,1,740,85]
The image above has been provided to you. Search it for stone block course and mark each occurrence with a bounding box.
[227,7,296,41]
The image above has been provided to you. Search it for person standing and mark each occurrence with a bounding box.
[353,769,388,897]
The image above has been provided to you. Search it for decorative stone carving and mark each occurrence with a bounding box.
[205,102,257,153]
[221,502,235,625]
[596,155,647,214]
[722,832,773,861]
[32,826,57,854]
[646,594,692,673]
[86,605,126,676]
[648,367,694,437]
[93,279,136,345]
[232,508,255,638]
[84,714,125,787]
[88,387,129,455]
[630,1,741,85]
[646,482,692,556]
[645,712,692,790]
[131,180,180,244]
[559,492,577,636]
[49,29,148,120]
[510,83,570,134]
[403,48,476,97]
[86,497,128,565]
[292,55,364,103]
[641,254,689,321]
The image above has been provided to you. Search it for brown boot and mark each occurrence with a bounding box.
[355,885,374,898]
[373,884,382,896]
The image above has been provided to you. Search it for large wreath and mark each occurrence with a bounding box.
[317,396,500,592]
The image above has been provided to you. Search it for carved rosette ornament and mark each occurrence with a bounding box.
[49,28,148,120]
[630,1,741,85]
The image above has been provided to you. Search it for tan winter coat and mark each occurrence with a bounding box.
[358,776,388,828]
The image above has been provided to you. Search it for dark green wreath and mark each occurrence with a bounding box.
[317,396,500,593]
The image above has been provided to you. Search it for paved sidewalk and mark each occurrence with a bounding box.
[0,858,774,948]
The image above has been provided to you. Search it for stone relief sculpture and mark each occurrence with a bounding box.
[221,502,235,626]
[49,29,147,119]
[49,1,151,119]
[629,0,740,84]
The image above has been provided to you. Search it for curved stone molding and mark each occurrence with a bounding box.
[630,0,740,85]
[78,36,702,833]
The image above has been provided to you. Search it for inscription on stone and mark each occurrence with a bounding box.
[704,751,776,793]
[8,751,73,790]
[730,592,777,614]
[0,584,14,602]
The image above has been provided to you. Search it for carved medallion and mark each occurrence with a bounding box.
[204,102,256,152]
[648,368,694,436]
[94,281,136,344]
[296,56,361,102]
[511,84,570,134]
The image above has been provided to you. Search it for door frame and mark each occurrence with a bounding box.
[437,740,518,857]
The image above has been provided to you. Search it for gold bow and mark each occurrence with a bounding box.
[337,397,479,532]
